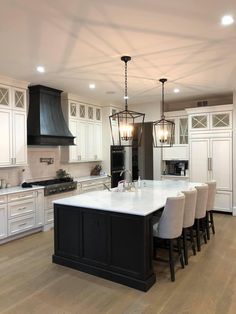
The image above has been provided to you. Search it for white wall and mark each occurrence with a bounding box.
[0,147,100,186]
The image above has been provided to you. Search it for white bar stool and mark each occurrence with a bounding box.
[153,193,185,282]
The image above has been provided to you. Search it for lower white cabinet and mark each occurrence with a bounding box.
[0,188,44,243]
[8,214,35,236]
[44,191,74,229]
[79,177,111,194]
[0,204,7,239]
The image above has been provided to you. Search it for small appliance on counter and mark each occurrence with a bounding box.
[90,164,102,176]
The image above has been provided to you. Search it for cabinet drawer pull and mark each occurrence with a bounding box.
[18,207,26,211]
[19,222,27,227]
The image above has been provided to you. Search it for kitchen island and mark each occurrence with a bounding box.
[53,180,201,291]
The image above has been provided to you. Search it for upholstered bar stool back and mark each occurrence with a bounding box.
[157,194,185,239]
[195,184,208,219]
[182,189,197,228]
[206,181,216,211]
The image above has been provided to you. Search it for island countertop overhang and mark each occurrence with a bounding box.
[53,180,202,216]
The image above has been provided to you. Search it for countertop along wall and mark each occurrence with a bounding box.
[0,147,100,187]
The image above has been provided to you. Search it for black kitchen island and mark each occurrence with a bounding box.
[52,180,201,291]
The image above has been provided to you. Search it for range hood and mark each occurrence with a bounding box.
[27,85,75,146]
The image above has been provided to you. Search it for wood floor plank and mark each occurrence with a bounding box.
[0,214,235,314]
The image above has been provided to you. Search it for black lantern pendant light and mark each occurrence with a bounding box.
[153,78,175,148]
[109,56,145,147]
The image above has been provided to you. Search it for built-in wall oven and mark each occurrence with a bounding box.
[110,146,125,188]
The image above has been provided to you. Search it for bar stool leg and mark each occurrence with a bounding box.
[206,211,210,240]
[190,227,196,255]
[210,211,215,234]
[177,237,185,269]
[196,219,201,252]
[168,239,175,282]
[182,228,188,265]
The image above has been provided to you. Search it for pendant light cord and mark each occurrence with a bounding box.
[161,80,164,119]
[125,60,128,110]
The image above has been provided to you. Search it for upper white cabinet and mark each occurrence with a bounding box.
[187,105,232,132]
[0,77,28,167]
[162,111,189,160]
[61,94,103,163]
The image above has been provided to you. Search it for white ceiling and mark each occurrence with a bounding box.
[0,0,236,106]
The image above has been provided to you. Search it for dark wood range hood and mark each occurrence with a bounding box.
[27,85,75,146]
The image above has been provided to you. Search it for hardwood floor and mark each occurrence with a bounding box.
[1,214,236,314]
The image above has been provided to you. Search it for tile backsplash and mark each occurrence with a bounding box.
[0,147,101,187]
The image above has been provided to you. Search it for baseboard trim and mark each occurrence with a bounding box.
[233,206,236,217]
[212,210,232,215]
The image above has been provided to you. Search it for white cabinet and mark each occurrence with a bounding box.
[190,134,232,213]
[0,109,12,166]
[0,79,27,167]
[12,111,27,165]
[162,111,189,161]
[35,190,44,226]
[61,95,103,163]
[187,106,232,132]
[0,204,7,239]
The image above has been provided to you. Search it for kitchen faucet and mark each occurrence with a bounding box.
[120,169,133,190]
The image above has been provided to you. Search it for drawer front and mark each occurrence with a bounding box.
[0,195,7,205]
[8,214,35,236]
[8,199,35,218]
[8,191,35,202]
[45,192,73,210]
[45,209,54,224]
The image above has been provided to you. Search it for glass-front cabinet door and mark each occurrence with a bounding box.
[13,88,26,111]
[190,113,209,131]
[210,112,232,129]
[0,85,10,108]
[179,117,188,144]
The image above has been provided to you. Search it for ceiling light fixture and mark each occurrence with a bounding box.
[109,56,145,147]
[221,15,234,26]
[153,78,175,148]
[89,83,96,89]
[174,88,180,93]
[36,66,45,73]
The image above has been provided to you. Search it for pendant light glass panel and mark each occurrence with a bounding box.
[153,78,175,148]
[109,109,145,147]
[153,118,175,147]
[109,56,145,147]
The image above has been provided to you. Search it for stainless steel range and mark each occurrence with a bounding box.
[30,178,77,196]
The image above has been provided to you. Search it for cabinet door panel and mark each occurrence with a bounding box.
[87,122,94,160]
[94,123,102,160]
[13,111,27,165]
[0,204,7,239]
[0,109,12,165]
[211,138,232,190]
[78,120,87,160]
[69,119,78,162]
[190,139,209,182]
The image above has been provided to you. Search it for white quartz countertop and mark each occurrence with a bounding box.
[0,185,44,196]
[53,180,202,216]
[74,175,110,183]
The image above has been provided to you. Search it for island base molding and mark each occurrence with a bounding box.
[53,204,156,291]
[52,255,156,291]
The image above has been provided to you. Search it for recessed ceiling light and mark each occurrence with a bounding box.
[89,83,96,89]
[174,88,180,93]
[221,15,234,26]
[124,96,129,99]
[36,66,45,73]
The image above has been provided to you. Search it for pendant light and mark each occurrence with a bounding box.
[153,78,175,147]
[109,56,145,147]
